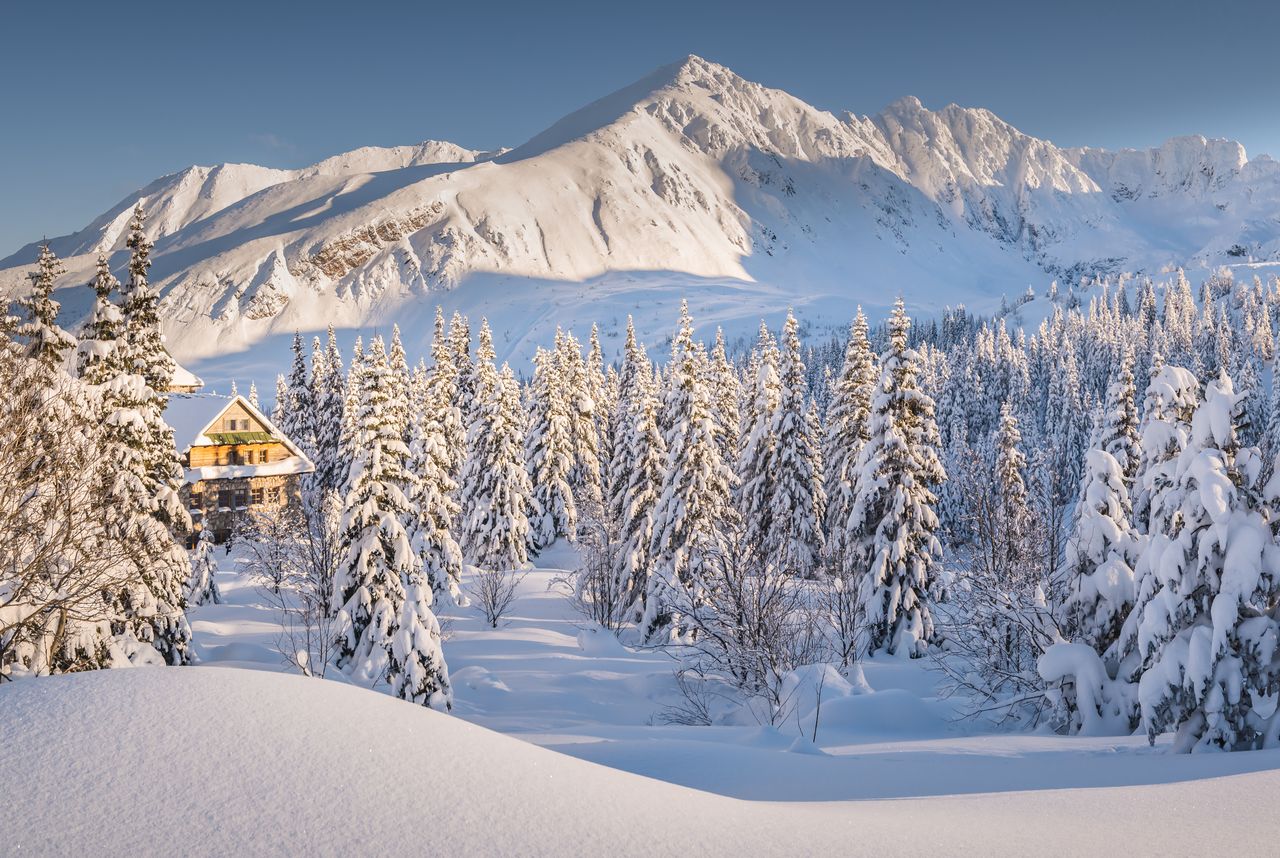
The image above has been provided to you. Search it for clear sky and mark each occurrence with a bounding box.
[3,0,1278,256]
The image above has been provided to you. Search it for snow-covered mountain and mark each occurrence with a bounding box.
[3,55,1279,370]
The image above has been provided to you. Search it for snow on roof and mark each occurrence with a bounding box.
[186,458,313,483]
[165,394,234,453]
[169,360,204,390]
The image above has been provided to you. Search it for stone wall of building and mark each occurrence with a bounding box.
[182,473,305,543]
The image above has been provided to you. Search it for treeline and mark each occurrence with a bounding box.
[6,207,1280,752]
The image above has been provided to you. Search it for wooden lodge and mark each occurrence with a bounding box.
[166,393,315,543]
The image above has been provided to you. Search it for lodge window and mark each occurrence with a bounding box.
[251,487,264,505]
[218,490,234,509]
[234,488,249,508]
[189,491,203,509]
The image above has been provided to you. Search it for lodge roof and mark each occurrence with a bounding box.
[205,431,275,445]
[165,393,315,482]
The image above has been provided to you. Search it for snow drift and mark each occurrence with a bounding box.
[3,666,1280,856]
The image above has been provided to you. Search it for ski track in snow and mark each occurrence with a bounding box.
[185,539,1280,805]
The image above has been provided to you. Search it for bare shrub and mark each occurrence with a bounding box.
[471,566,527,628]
[655,668,721,726]
[816,572,862,669]
[239,489,342,677]
[932,443,1059,726]
[663,537,826,726]
[560,516,631,632]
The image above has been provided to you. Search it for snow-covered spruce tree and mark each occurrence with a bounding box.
[388,324,412,443]
[1130,362,1201,536]
[1113,363,1203,687]
[1161,270,1196,370]
[120,205,175,394]
[1035,340,1090,582]
[475,318,497,393]
[976,404,1040,590]
[937,403,1061,725]
[707,327,741,466]
[607,318,667,617]
[587,323,616,471]
[18,244,75,376]
[1134,375,1280,751]
[1060,448,1137,659]
[427,307,467,484]
[333,336,451,709]
[459,348,534,571]
[311,325,347,495]
[118,205,187,516]
[736,321,781,556]
[1235,353,1264,447]
[1037,445,1140,735]
[73,207,196,664]
[406,404,465,606]
[849,299,945,658]
[823,308,877,575]
[1098,345,1142,491]
[524,346,577,551]
[449,312,477,424]
[1264,365,1280,482]
[558,329,604,516]
[272,373,288,424]
[935,354,975,545]
[806,398,826,543]
[248,379,260,411]
[339,337,367,466]
[186,527,222,607]
[644,301,736,640]
[765,311,824,576]
[283,331,316,457]
[77,254,126,382]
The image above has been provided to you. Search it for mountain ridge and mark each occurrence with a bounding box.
[2,54,1278,371]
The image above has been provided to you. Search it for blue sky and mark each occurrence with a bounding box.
[2,0,1278,256]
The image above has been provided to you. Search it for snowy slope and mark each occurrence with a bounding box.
[0,139,500,264]
[3,55,1279,374]
[187,543,1280,799]
[4,667,1279,856]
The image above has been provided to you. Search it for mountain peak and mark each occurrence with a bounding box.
[883,94,927,115]
[659,53,739,88]
[503,54,750,160]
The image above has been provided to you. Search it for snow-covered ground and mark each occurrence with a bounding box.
[9,665,1280,857]
[6,540,1280,854]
